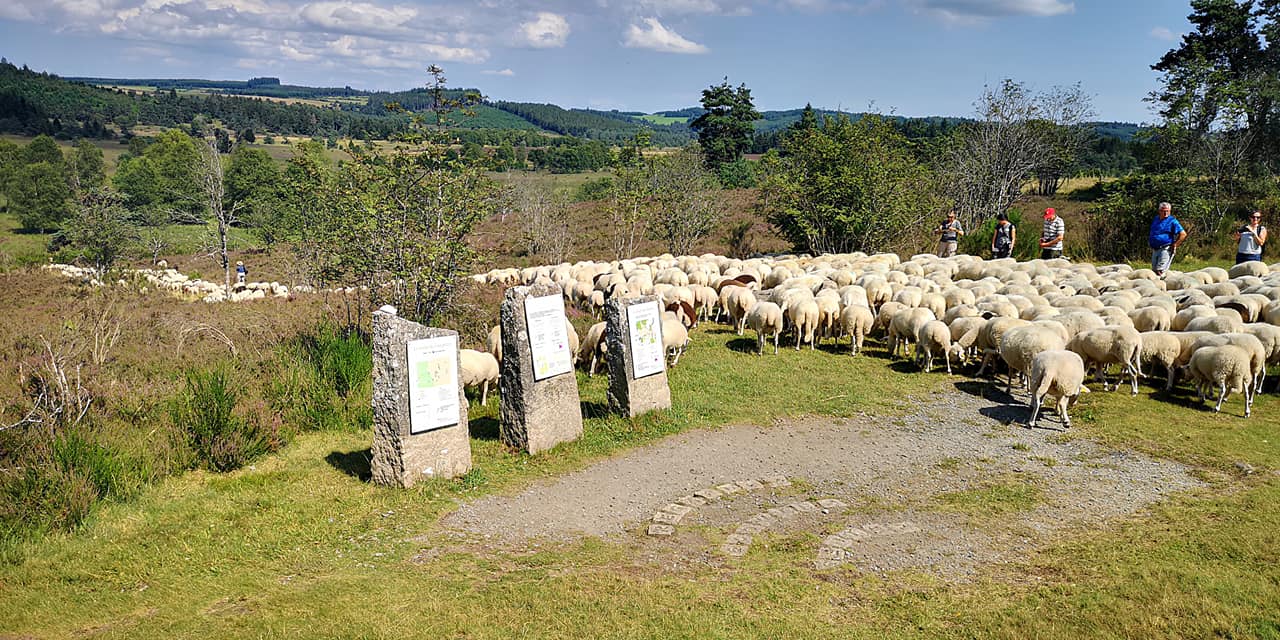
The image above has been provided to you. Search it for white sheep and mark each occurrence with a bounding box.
[915,320,961,374]
[661,311,690,366]
[459,349,499,406]
[839,304,875,355]
[1066,326,1143,395]
[1187,345,1254,416]
[1189,333,1267,395]
[1128,306,1171,332]
[1137,331,1183,391]
[784,298,821,350]
[747,301,785,355]
[975,317,1031,376]
[726,287,757,336]
[486,325,502,363]
[1026,349,1089,428]
[889,307,937,359]
[999,324,1068,393]
[579,321,607,376]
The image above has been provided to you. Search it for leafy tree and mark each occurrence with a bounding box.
[22,135,63,165]
[225,146,284,244]
[605,163,649,260]
[645,146,722,256]
[113,129,203,223]
[690,80,761,172]
[60,188,137,275]
[939,80,1093,225]
[70,139,105,190]
[759,113,940,255]
[238,128,256,144]
[9,162,72,232]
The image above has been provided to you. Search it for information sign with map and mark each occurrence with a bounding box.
[627,300,665,379]
[406,335,460,434]
[524,294,574,381]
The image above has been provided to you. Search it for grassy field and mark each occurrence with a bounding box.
[638,114,690,126]
[1,134,131,175]
[0,292,1278,637]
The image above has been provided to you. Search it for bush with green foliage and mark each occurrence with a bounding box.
[170,367,273,472]
[269,326,373,433]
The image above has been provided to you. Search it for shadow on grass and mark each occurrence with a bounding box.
[726,337,761,354]
[325,448,372,482]
[471,416,500,440]
[581,400,610,419]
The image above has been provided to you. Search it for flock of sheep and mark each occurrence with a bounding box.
[470,252,1280,427]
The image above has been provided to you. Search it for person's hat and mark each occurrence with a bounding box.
[997,212,1009,221]
[236,261,244,266]
[1043,208,1056,219]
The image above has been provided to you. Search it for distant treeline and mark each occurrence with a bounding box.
[0,62,1146,176]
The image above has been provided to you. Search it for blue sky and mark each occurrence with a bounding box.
[0,0,1195,122]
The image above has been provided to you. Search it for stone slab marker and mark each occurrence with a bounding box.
[370,307,471,487]
[499,284,583,454]
[605,296,671,417]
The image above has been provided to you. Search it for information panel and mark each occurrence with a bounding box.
[406,335,461,434]
[524,294,574,381]
[628,300,665,379]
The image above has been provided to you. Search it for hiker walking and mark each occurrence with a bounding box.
[991,212,1016,259]
[236,260,247,286]
[1148,202,1186,276]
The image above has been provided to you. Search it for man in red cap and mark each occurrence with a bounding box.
[1039,207,1064,260]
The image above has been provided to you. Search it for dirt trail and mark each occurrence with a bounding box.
[442,385,1202,578]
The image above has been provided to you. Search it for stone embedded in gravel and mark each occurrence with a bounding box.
[817,499,847,509]
[721,544,749,557]
[694,488,723,501]
[647,524,675,536]
[761,475,792,488]
[662,503,693,516]
[724,533,753,546]
[825,536,855,550]
[676,495,707,507]
[767,506,796,519]
[715,483,743,495]
[736,523,765,535]
[816,547,844,561]
[748,513,776,526]
[736,479,764,491]
[652,511,684,525]
[791,501,819,514]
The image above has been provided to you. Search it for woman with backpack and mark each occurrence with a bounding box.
[991,212,1016,259]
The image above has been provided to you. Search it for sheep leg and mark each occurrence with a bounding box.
[1126,364,1139,395]
[855,333,864,356]
[809,329,815,351]
[1028,392,1042,427]
[481,381,489,406]
[757,333,764,356]
[773,331,779,355]
[944,349,952,375]
[589,354,597,377]
[1057,394,1071,428]
[1094,364,1111,392]
[1215,382,1228,413]
[1165,365,1177,392]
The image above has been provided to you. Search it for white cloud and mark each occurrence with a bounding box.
[1150,26,1176,41]
[914,0,1074,22]
[482,68,516,76]
[623,17,708,54]
[299,1,416,36]
[518,12,569,48]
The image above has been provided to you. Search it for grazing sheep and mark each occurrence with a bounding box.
[1066,326,1143,395]
[1172,305,1216,331]
[975,317,1031,376]
[873,301,908,337]
[486,325,502,363]
[814,294,842,342]
[661,312,690,366]
[566,319,581,361]
[1189,333,1267,396]
[1129,306,1172,332]
[784,298,821,350]
[916,320,961,374]
[838,304,875,355]
[579,322,607,376]
[1241,323,1280,391]
[459,349,500,406]
[747,301,785,355]
[726,287,757,336]
[999,324,1068,392]
[889,307,937,359]
[1137,331,1184,391]
[1187,345,1254,416]
[1027,350,1089,428]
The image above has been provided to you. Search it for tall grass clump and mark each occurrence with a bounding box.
[270,325,372,432]
[170,367,273,472]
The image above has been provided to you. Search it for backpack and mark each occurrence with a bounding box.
[993,224,1013,250]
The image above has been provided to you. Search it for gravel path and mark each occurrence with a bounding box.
[442,384,1202,578]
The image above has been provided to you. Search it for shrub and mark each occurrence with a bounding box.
[271,326,373,433]
[959,208,1040,260]
[573,176,613,202]
[170,367,271,472]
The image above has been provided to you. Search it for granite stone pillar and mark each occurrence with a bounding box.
[370,308,471,487]
[498,284,584,454]
[605,296,672,417]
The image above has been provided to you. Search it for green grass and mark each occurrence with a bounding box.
[0,212,52,267]
[931,478,1044,518]
[637,114,689,126]
[1,326,1279,638]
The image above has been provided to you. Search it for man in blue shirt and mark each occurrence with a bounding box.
[1148,202,1187,277]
